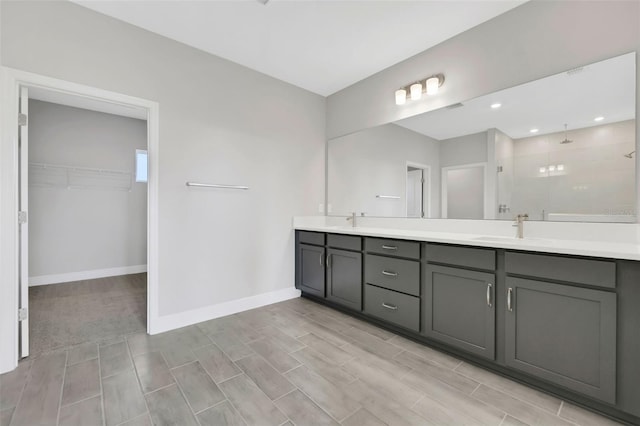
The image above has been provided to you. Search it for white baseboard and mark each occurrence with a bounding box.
[150,286,301,335]
[29,264,148,286]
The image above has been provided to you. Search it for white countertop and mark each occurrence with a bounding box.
[294,222,640,261]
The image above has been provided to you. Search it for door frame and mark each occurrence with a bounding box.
[0,66,160,373]
[405,162,431,218]
[441,162,489,219]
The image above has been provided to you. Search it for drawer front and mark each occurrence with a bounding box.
[365,255,420,296]
[365,238,420,259]
[364,285,420,332]
[505,252,615,288]
[425,243,496,271]
[298,231,325,246]
[327,233,362,251]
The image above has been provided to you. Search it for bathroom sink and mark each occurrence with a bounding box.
[472,236,552,244]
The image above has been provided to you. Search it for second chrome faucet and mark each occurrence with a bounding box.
[513,213,529,239]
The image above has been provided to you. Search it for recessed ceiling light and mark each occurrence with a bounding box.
[594,116,604,122]
[491,103,502,109]
[530,128,539,133]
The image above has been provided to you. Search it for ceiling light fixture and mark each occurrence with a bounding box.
[530,128,539,133]
[491,103,502,109]
[594,116,604,122]
[395,74,444,105]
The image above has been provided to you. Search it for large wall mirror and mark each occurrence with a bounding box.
[328,52,636,222]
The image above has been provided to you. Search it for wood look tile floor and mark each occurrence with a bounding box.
[0,297,623,426]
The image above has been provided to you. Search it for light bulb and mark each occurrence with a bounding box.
[426,76,440,95]
[539,167,546,173]
[410,83,422,100]
[548,165,556,172]
[395,89,407,105]
[557,164,564,171]
[530,128,539,133]
[491,103,502,109]
[594,116,604,122]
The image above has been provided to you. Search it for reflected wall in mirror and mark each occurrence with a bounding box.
[327,52,636,222]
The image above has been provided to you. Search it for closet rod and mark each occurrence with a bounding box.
[186,182,249,190]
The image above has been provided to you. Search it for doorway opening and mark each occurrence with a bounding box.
[22,90,149,357]
[406,163,431,218]
[1,77,159,370]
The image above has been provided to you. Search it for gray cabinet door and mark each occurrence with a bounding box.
[505,277,616,404]
[296,243,325,298]
[327,248,362,311]
[423,265,496,360]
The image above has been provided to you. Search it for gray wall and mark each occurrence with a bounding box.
[1,1,325,316]
[326,1,640,140]
[328,123,440,217]
[28,100,147,280]
[439,131,488,168]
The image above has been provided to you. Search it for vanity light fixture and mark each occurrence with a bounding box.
[410,83,422,100]
[491,103,502,109]
[530,128,539,133]
[395,74,444,105]
[594,116,604,122]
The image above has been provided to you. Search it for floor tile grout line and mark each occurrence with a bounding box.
[55,350,69,426]
[283,370,346,425]
[97,343,106,426]
[498,413,507,425]
[3,359,33,426]
[126,339,152,424]
[557,400,565,416]
[59,391,102,409]
[164,358,202,424]
[454,365,564,415]
[214,374,269,426]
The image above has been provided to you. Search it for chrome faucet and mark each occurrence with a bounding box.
[346,212,356,227]
[513,213,529,239]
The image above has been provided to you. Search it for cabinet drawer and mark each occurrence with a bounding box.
[327,234,362,251]
[298,231,325,246]
[364,284,420,332]
[365,238,420,259]
[505,252,615,288]
[365,255,420,296]
[425,243,495,271]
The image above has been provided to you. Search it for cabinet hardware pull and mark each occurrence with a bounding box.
[381,270,398,277]
[487,283,492,307]
[326,254,331,268]
[507,287,513,311]
[382,303,398,310]
[381,245,398,250]
[319,253,323,266]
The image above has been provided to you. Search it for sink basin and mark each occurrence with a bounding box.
[472,236,517,242]
[473,236,552,244]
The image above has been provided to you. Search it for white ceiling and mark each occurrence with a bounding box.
[73,0,526,96]
[395,52,636,140]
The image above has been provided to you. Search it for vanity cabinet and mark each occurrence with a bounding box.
[296,232,326,298]
[295,229,640,423]
[295,231,363,310]
[326,247,362,311]
[423,244,496,360]
[505,252,617,404]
